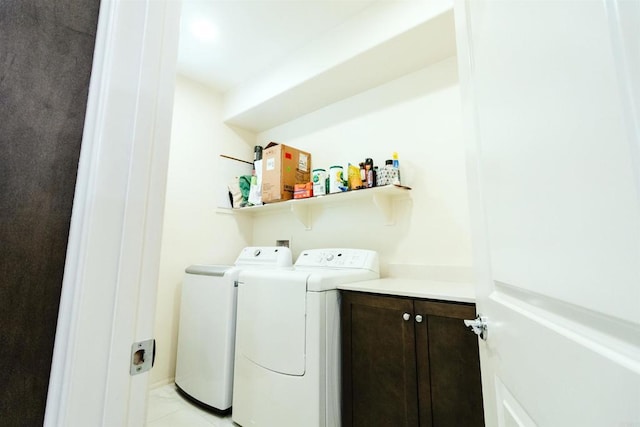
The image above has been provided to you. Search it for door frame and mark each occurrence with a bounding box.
[44,0,181,425]
[453,0,498,424]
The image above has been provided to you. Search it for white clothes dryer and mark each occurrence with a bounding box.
[174,246,292,413]
[232,248,379,426]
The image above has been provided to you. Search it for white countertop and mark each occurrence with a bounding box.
[338,278,476,303]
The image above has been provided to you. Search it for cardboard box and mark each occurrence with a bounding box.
[261,142,311,203]
[293,182,313,199]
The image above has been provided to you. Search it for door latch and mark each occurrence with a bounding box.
[464,315,488,340]
[130,339,155,375]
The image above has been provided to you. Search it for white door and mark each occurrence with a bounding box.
[455,1,640,425]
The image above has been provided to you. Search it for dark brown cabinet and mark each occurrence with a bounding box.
[341,291,484,427]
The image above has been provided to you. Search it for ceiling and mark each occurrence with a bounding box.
[177,0,378,94]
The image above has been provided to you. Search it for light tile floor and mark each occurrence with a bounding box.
[146,384,236,427]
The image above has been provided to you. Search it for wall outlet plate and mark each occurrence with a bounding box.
[276,239,290,248]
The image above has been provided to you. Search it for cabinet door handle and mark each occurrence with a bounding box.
[402,312,411,321]
[415,314,423,323]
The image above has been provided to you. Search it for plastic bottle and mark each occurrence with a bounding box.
[329,165,346,193]
[248,146,264,205]
[392,152,401,185]
[378,160,393,186]
[312,168,327,196]
[365,158,374,188]
[254,145,263,163]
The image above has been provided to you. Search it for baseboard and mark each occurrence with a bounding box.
[148,377,175,391]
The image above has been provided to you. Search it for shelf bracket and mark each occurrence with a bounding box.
[290,204,312,230]
[372,193,394,225]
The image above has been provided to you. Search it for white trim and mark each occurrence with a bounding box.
[452,0,498,425]
[44,0,181,425]
[44,0,118,423]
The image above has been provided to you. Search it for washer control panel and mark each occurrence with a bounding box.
[295,248,379,271]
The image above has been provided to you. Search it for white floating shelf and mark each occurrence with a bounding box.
[218,185,411,229]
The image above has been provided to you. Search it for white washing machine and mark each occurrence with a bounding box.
[174,246,292,413]
[232,248,380,426]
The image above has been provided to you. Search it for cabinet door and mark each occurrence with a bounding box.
[415,300,484,427]
[341,292,419,427]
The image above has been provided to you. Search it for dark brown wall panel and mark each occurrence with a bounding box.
[0,1,100,424]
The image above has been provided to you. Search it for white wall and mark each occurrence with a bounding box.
[255,57,472,279]
[151,57,472,386]
[150,76,254,387]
